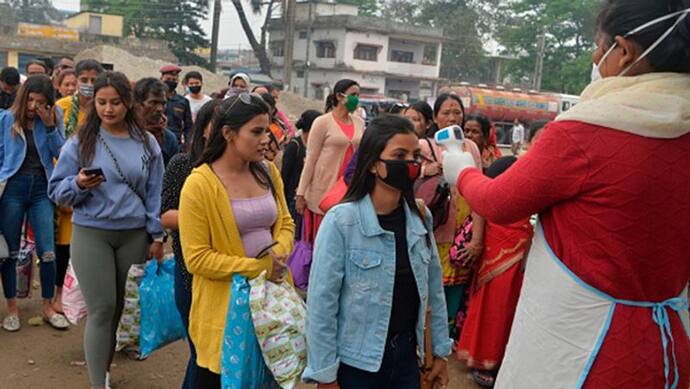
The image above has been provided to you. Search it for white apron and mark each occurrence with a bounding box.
[495,225,689,389]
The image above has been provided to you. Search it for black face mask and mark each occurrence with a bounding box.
[164,80,178,93]
[378,159,421,191]
[189,86,202,95]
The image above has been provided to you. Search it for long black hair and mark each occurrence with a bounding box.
[196,94,276,194]
[342,114,426,223]
[325,79,359,112]
[190,99,220,163]
[295,110,322,133]
[405,101,434,137]
[597,0,690,73]
[465,114,492,141]
[78,71,151,166]
[432,93,466,135]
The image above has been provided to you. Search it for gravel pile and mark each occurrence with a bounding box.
[75,45,324,121]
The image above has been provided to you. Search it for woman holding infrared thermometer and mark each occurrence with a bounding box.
[442,1,690,387]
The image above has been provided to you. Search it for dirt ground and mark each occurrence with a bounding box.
[0,293,479,389]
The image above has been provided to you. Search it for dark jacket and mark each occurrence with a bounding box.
[165,93,193,145]
[280,136,306,206]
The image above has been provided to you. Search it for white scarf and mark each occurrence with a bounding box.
[556,72,690,139]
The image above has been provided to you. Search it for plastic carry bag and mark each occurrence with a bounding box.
[62,261,87,325]
[15,234,34,299]
[286,220,312,292]
[249,272,307,389]
[139,257,185,359]
[116,263,146,352]
[221,273,274,389]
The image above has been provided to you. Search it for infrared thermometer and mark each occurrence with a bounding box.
[434,125,465,154]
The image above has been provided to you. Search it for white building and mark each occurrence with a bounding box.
[269,2,444,101]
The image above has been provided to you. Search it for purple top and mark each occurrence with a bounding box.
[231,191,277,258]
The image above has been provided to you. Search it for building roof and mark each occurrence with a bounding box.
[64,11,123,21]
[270,14,444,41]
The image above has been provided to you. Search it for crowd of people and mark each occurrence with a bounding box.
[0,1,689,388]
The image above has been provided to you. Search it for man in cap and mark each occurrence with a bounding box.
[160,64,193,147]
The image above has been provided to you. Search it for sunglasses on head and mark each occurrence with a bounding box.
[226,92,263,112]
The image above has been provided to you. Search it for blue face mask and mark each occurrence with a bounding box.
[593,7,690,81]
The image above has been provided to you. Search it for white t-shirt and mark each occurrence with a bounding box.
[185,94,213,122]
[512,123,525,144]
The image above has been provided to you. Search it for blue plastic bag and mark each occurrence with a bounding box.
[221,274,275,389]
[139,257,185,359]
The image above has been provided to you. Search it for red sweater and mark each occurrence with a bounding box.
[458,120,690,388]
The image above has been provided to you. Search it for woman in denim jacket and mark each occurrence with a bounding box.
[304,114,452,389]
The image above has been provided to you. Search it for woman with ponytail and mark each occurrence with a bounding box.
[295,79,364,240]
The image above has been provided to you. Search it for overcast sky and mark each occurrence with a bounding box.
[50,0,266,51]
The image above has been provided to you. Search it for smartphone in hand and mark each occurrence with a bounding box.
[83,167,107,181]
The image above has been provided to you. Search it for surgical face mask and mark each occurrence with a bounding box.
[78,83,94,98]
[378,159,421,191]
[594,7,690,78]
[340,93,359,112]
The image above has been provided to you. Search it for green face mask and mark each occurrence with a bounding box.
[342,94,359,112]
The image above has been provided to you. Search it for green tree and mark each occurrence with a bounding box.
[5,0,64,25]
[82,0,210,67]
[338,0,378,16]
[496,0,598,94]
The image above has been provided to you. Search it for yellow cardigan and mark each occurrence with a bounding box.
[179,162,295,374]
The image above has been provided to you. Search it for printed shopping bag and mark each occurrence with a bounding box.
[249,272,307,389]
[116,263,146,352]
[221,273,274,389]
[16,234,35,299]
[63,261,87,325]
[139,257,185,358]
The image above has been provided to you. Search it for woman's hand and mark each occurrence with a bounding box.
[457,239,483,267]
[75,169,104,190]
[148,242,164,263]
[425,357,450,389]
[35,104,56,128]
[295,195,307,215]
[268,252,288,283]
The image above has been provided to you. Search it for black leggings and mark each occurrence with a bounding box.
[195,366,220,389]
[55,244,70,288]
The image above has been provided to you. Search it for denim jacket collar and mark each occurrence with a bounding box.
[356,194,429,241]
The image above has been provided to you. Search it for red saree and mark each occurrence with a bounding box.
[456,218,533,370]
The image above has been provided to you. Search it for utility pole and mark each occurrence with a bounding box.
[303,0,313,98]
[533,27,546,91]
[210,0,222,72]
[283,0,297,92]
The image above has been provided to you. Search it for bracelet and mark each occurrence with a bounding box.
[435,356,449,362]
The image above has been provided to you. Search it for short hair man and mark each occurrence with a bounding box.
[55,59,105,136]
[0,67,20,109]
[25,60,49,76]
[182,71,212,122]
[134,78,179,166]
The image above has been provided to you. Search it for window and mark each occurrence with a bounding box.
[390,50,414,63]
[423,45,438,65]
[316,41,336,58]
[88,15,102,35]
[296,70,305,78]
[299,31,308,39]
[271,41,284,57]
[354,44,378,61]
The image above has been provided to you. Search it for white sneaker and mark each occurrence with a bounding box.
[105,372,111,389]
[2,315,20,332]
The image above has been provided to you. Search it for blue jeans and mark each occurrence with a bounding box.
[175,260,197,389]
[0,174,56,299]
[338,331,420,389]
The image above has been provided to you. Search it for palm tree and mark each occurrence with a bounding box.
[230,0,276,76]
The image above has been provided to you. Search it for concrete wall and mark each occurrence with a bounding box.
[65,12,123,37]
